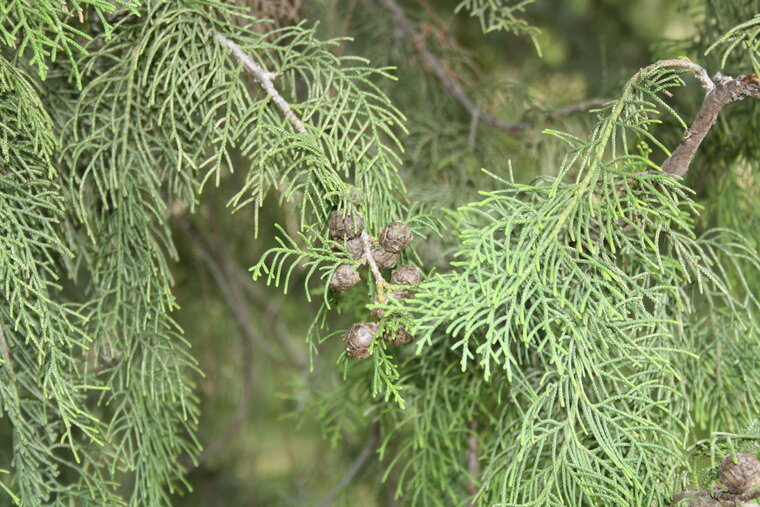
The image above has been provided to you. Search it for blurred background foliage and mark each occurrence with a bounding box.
[170,1,744,505]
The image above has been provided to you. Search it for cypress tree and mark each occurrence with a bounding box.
[1,1,759,505]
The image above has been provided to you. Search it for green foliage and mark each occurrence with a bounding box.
[0,0,140,84]
[295,22,760,504]
[252,224,349,303]
[0,0,414,502]
[2,0,760,505]
[0,54,119,505]
[455,0,541,54]
[707,14,760,73]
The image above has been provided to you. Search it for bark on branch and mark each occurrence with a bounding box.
[659,63,760,178]
[670,486,760,506]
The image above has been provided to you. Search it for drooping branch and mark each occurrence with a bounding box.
[215,33,307,134]
[660,62,760,178]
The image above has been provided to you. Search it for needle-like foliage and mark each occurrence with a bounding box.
[0,0,140,85]
[1,0,760,505]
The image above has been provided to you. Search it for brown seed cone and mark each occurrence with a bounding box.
[372,247,400,270]
[345,237,364,259]
[383,326,414,346]
[719,452,760,494]
[379,221,413,253]
[345,322,377,359]
[327,210,364,240]
[329,264,361,292]
[391,265,423,285]
[332,237,364,260]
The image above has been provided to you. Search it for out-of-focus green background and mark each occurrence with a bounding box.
[175,1,695,504]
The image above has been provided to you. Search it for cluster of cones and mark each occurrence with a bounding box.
[324,210,422,359]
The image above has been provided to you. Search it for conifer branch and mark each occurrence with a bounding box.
[658,59,715,92]
[378,0,530,138]
[660,62,760,177]
[215,33,307,134]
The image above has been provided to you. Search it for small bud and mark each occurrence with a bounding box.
[379,221,413,253]
[327,210,364,240]
[329,264,361,292]
[372,247,400,270]
[345,322,378,359]
[391,265,423,286]
[719,452,760,494]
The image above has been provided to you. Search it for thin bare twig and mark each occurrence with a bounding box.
[379,0,610,144]
[216,32,307,134]
[177,218,306,370]
[360,230,388,300]
[659,58,715,92]
[216,31,318,244]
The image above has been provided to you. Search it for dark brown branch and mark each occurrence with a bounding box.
[661,68,760,178]
[378,0,529,138]
[215,33,307,134]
